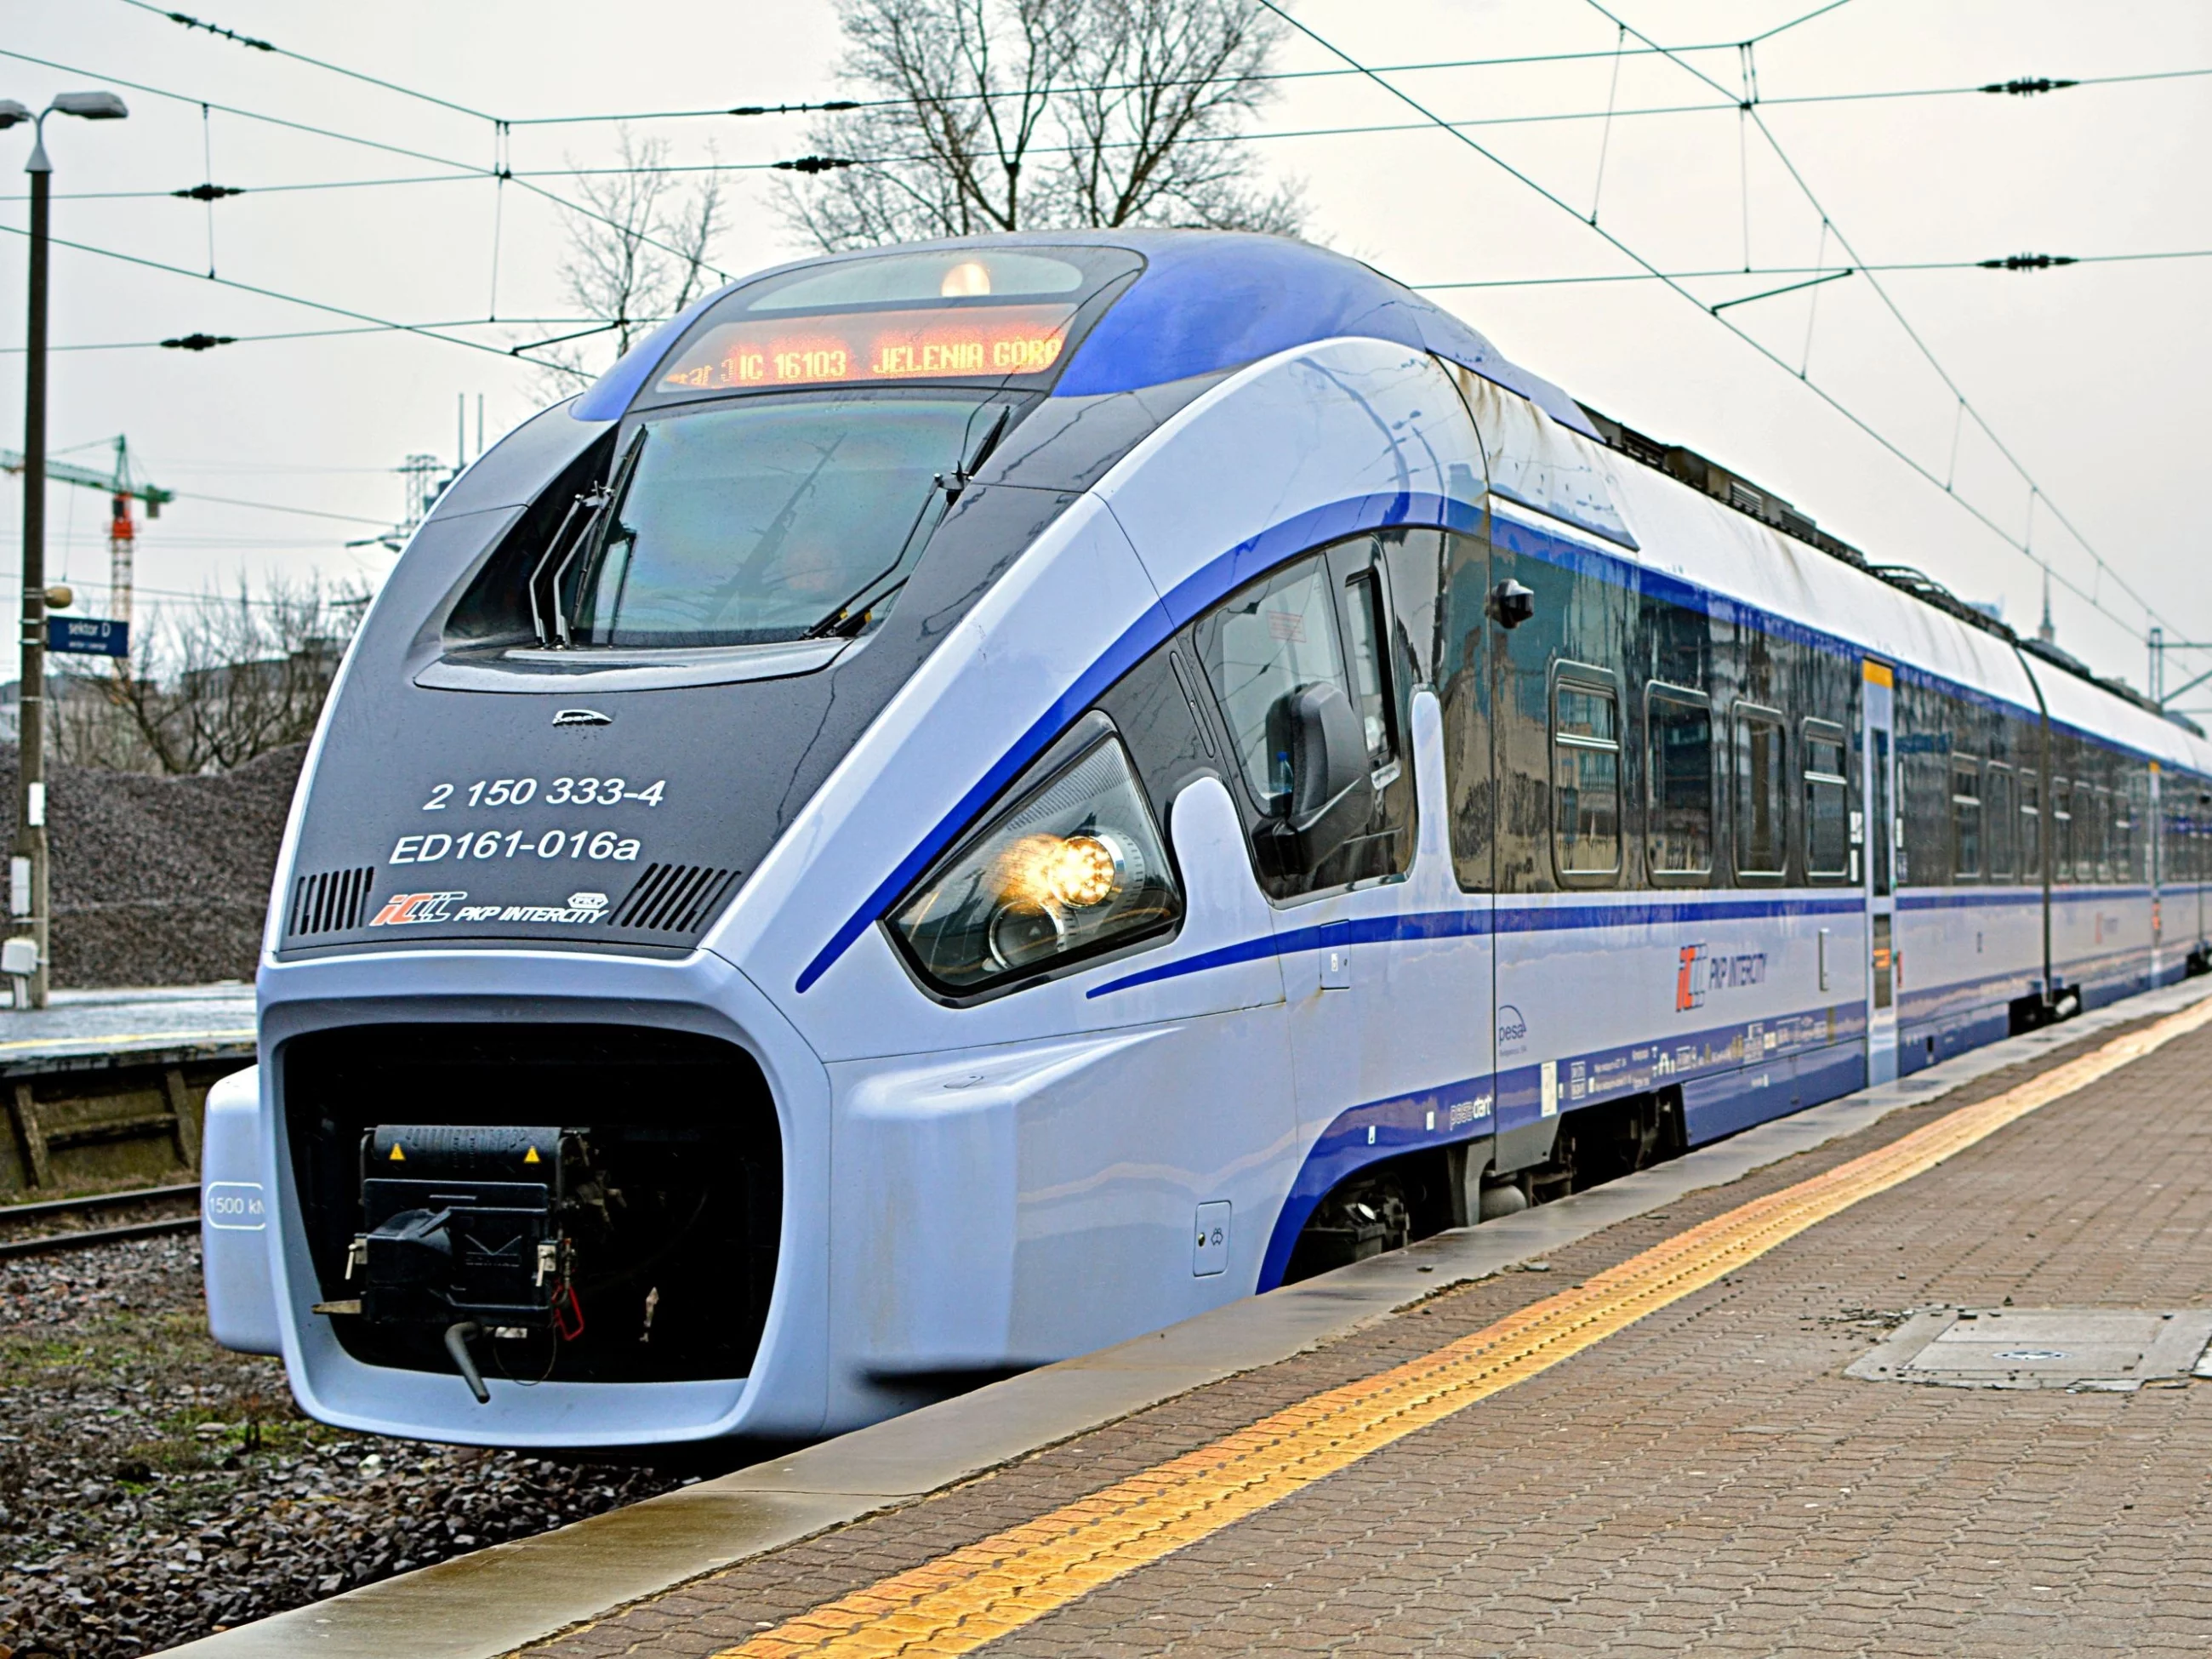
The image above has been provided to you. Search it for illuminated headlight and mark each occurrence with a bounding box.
[889,730,1180,993]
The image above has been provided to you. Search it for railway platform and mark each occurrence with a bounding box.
[0,984,253,1197]
[0,982,254,1054]
[176,976,2212,1658]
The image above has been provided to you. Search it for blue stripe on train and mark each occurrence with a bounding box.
[1088,894,1865,997]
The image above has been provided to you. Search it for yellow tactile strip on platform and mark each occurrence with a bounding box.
[713,995,2212,1659]
[0,1027,254,1054]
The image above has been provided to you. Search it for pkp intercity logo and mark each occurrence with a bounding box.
[369,891,467,926]
[1676,942,1767,1012]
[1676,944,1707,1012]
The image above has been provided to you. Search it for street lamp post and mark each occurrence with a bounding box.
[0,91,128,1010]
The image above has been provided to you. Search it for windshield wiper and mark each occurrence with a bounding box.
[798,493,937,641]
[528,430,645,647]
[934,402,1012,505]
[801,405,1015,641]
[527,489,606,647]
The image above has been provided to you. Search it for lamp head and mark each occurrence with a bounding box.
[49,91,128,120]
[0,101,31,131]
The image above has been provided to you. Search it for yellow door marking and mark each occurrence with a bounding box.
[0,1026,254,1055]
[714,995,2212,1659]
[1862,658,1894,687]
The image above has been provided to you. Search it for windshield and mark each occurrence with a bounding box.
[556,393,1000,650]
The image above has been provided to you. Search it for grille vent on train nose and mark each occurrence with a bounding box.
[611,864,739,932]
[288,866,375,938]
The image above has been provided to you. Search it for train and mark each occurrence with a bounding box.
[199,230,2212,1451]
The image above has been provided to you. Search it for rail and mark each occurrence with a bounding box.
[0,1180,201,1258]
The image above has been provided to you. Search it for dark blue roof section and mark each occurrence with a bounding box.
[1051,231,1596,435]
[573,230,1595,436]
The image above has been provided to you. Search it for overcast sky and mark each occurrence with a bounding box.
[1,0,2205,700]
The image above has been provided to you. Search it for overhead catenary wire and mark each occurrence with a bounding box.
[493,34,2135,126]
[0,45,733,283]
[1747,0,1859,43]
[0,570,383,606]
[145,492,391,526]
[109,0,2169,132]
[1574,0,2200,672]
[0,221,553,364]
[1248,0,2166,670]
[1407,248,2212,288]
[117,0,499,124]
[0,316,667,354]
[16,62,2201,208]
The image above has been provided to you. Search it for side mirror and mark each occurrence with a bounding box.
[1488,579,1536,629]
[1263,681,1374,873]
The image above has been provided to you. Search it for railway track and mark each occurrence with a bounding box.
[0,1181,200,1258]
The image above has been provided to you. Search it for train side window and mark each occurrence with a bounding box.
[2052,779,2072,881]
[1950,758,1982,881]
[1552,666,1622,885]
[1342,569,1400,781]
[1985,763,2015,880]
[1732,703,1787,881]
[1200,556,1349,814]
[1802,720,1849,880]
[1646,685,1712,881]
[2095,785,2115,883]
[2020,769,2041,880]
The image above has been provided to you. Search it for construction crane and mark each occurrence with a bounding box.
[0,436,171,639]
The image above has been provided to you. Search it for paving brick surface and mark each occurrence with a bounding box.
[521,1012,2212,1659]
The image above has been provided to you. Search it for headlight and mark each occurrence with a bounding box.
[888,728,1181,993]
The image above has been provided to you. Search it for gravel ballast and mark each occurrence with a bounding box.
[0,744,303,989]
[0,1233,682,1659]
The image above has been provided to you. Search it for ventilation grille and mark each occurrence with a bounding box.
[289,866,375,938]
[612,864,739,933]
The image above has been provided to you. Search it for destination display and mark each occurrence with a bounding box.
[658,302,1076,392]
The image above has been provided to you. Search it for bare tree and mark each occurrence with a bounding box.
[530,128,731,396]
[49,575,371,776]
[1057,0,1304,232]
[784,0,1303,253]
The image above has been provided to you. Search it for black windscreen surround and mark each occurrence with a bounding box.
[279,482,1082,958]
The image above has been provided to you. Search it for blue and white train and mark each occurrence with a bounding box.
[200,232,2212,1450]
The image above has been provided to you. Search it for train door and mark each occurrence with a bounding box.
[2150,764,2164,982]
[1273,534,1482,1169]
[1194,530,1479,1286]
[1863,659,1900,1084]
